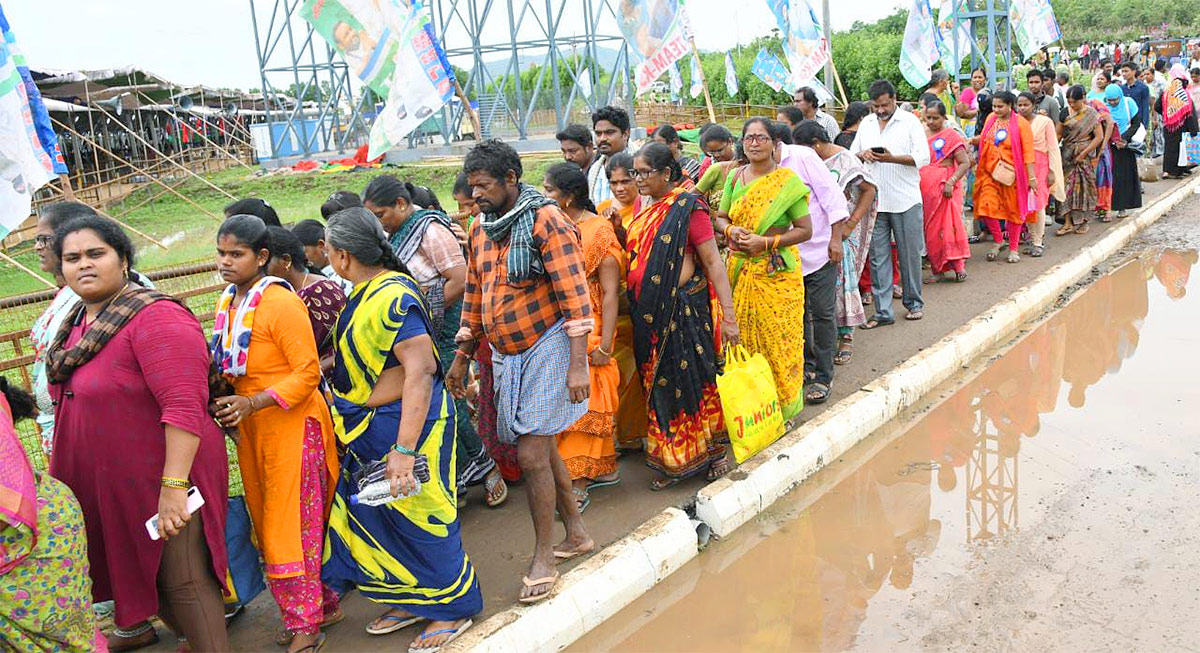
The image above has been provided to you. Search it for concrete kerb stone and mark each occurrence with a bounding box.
[449,508,697,653]
[455,176,1200,653]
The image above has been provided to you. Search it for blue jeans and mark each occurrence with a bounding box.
[869,204,924,322]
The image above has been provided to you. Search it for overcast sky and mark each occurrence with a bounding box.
[7,0,902,90]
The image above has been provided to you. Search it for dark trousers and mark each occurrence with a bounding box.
[156,512,231,652]
[803,260,838,387]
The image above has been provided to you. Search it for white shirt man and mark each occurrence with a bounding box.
[850,82,930,325]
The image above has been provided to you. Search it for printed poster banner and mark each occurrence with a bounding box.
[689,55,703,99]
[900,0,941,88]
[765,0,829,88]
[1009,0,1062,56]
[302,0,455,158]
[0,2,60,235]
[751,49,795,94]
[937,0,974,74]
[615,0,694,96]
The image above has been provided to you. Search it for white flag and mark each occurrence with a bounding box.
[577,67,593,100]
[900,0,940,88]
[689,55,703,99]
[668,61,683,98]
[725,53,739,97]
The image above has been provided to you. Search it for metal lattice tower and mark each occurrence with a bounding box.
[430,0,634,140]
[965,402,1018,542]
[952,0,1015,91]
[249,0,370,159]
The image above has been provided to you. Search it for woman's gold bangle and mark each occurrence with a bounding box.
[161,477,190,490]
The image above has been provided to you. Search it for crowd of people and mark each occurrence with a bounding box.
[4,57,1196,652]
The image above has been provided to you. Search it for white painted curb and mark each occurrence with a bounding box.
[453,175,1200,652]
[448,507,698,653]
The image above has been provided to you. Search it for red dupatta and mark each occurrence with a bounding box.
[0,393,37,574]
[980,112,1033,218]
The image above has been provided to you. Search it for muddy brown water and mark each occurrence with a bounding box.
[571,245,1200,652]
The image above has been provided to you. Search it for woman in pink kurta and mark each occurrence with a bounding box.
[919,100,972,280]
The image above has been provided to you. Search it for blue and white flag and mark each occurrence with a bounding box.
[900,0,941,88]
[0,2,61,235]
[724,53,739,97]
[668,61,683,98]
[751,49,794,93]
[765,0,829,88]
[689,55,704,99]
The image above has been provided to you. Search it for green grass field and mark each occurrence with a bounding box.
[2,152,564,298]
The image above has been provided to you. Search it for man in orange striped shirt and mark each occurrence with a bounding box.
[447,140,596,604]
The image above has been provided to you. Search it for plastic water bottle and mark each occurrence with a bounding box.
[349,455,430,507]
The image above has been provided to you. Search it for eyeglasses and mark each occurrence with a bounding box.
[742,134,772,144]
[631,168,660,180]
[34,235,54,246]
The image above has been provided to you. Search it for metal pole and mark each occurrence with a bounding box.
[281,0,313,155]
[822,0,834,104]
[506,0,526,138]
[545,0,564,132]
[249,0,275,160]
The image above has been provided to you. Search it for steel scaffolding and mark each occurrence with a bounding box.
[248,0,371,158]
[949,0,1015,91]
[430,0,635,140]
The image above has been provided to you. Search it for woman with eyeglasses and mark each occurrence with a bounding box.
[696,125,743,221]
[627,142,738,490]
[713,118,813,421]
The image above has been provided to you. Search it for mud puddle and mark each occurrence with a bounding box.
[571,243,1200,652]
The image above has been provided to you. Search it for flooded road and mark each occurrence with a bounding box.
[572,243,1200,652]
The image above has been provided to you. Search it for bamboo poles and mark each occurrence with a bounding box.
[0,252,55,289]
[50,117,226,222]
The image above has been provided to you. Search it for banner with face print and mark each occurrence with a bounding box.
[302,0,455,157]
[615,0,694,96]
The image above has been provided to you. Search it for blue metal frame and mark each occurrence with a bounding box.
[248,0,370,158]
[430,0,635,141]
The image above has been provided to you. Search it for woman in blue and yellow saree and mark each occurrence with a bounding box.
[319,208,481,653]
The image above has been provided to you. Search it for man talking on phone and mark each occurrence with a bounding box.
[850,79,931,327]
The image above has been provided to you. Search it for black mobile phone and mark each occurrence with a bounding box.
[871,146,886,154]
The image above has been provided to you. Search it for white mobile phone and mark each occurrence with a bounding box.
[145,486,206,541]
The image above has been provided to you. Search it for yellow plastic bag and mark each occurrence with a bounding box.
[716,345,786,464]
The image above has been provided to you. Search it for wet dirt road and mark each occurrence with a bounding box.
[139,181,1194,652]
[571,211,1200,652]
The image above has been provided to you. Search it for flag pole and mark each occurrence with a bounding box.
[689,37,718,124]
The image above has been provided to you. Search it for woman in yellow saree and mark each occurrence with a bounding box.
[714,118,814,421]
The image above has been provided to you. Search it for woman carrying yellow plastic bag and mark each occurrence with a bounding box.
[717,345,787,464]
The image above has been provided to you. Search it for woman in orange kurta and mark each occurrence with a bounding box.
[596,153,649,452]
[544,163,625,511]
[973,91,1037,265]
[211,215,340,653]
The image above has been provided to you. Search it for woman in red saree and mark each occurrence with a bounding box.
[627,143,739,490]
[919,100,972,282]
[973,91,1037,264]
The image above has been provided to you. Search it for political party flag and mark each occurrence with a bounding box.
[668,61,683,98]
[302,0,456,158]
[0,2,61,236]
[900,0,941,88]
[725,53,739,97]
[765,0,829,89]
[796,77,834,105]
[937,0,973,74]
[615,0,694,96]
[751,49,794,93]
[1009,0,1062,57]
[689,55,704,99]
[577,67,594,100]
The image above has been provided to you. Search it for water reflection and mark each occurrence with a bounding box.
[571,249,1196,653]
